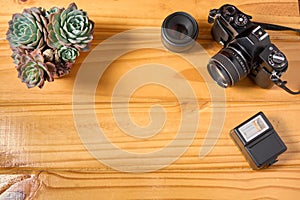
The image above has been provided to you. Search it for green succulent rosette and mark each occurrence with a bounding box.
[6,7,48,50]
[17,50,55,88]
[57,46,79,63]
[47,3,94,51]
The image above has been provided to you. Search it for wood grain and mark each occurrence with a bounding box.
[0,0,300,199]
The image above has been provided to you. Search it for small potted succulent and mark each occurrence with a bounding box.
[6,3,94,88]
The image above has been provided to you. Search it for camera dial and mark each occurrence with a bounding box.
[235,14,248,27]
[269,52,285,64]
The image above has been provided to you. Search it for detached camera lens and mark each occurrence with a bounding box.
[161,12,199,52]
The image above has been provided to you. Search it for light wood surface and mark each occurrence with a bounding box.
[1,0,300,199]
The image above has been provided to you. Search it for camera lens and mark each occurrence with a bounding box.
[207,62,231,87]
[161,12,199,52]
[207,46,250,87]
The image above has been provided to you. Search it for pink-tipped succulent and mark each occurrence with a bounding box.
[17,49,55,88]
[7,7,48,50]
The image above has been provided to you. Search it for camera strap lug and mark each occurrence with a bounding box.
[269,72,300,95]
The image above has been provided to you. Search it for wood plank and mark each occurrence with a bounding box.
[0,170,300,199]
[0,102,299,170]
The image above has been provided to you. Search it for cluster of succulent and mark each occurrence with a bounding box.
[6,3,94,88]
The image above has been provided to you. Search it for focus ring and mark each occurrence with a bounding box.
[212,52,240,86]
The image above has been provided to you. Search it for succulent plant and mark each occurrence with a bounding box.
[47,3,94,51]
[7,3,94,89]
[6,7,48,50]
[17,50,55,88]
[57,46,79,63]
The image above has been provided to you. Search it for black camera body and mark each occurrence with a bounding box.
[207,4,288,89]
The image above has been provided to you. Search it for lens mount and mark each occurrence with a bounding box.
[161,12,199,52]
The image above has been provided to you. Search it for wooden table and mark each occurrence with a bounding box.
[1,0,300,199]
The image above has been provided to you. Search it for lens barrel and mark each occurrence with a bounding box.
[161,12,199,52]
[207,46,250,87]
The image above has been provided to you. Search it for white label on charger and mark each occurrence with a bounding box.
[238,115,269,142]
